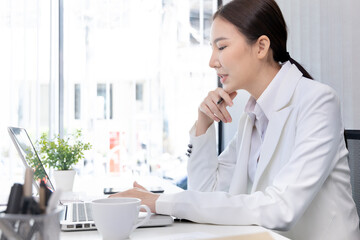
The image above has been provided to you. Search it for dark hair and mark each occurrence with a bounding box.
[214,0,313,79]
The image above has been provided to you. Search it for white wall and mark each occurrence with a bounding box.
[223,0,360,147]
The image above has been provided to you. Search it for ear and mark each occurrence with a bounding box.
[254,35,271,60]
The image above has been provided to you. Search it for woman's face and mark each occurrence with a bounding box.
[209,17,259,94]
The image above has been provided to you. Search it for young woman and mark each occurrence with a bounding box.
[111,0,360,239]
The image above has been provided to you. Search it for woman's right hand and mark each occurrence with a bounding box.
[196,88,237,136]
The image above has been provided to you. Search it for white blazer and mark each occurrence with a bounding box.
[156,64,360,240]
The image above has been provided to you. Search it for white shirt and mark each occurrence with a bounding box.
[244,61,292,186]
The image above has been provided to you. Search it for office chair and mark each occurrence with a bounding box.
[344,129,360,225]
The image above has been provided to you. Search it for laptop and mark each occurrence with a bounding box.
[7,127,173,231]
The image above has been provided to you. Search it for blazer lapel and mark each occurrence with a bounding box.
[251,107,293,191]
[251,63,303,191]
[229,113,253,195]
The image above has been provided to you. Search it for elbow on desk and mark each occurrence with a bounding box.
[265,219,296,232]
[259,205,298,231]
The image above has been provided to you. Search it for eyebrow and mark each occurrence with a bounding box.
[211,37,228,46]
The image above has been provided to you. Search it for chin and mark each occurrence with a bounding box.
[223,84,236,94]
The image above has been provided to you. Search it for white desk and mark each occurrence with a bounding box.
[61,175,290,239]
[61,221,290,240]
[0,175,290,240]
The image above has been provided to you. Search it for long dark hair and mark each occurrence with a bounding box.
[214,0,313,79]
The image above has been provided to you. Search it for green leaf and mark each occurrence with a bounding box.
[32,129,92,171]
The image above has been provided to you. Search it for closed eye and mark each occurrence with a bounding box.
[219,46,227,50]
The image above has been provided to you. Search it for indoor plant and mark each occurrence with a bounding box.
[36,129,92,191]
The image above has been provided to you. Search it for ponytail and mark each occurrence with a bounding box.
[279,51,313,79]
[288,57,313,80]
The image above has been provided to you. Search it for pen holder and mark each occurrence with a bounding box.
[0,208,62,240]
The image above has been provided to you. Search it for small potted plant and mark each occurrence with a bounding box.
[36,129,92,191]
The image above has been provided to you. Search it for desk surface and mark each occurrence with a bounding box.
[1,175,291,240]
[61,221,290,240]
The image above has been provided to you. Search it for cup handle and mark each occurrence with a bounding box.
[132,204,151,231]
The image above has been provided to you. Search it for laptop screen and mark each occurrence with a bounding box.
[8,127,55,192]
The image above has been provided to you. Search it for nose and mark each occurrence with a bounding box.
[209,50,220,69]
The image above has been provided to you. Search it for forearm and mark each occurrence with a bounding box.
[188,123,219,191]
[195,109,214,136]
[155,190,288,228]
[187,121,240,192]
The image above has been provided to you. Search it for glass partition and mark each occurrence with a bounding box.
[0,0,55,194]
[62,0,217,182]
[0,0,218,195]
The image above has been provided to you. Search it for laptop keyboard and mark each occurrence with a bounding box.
[85,203,93,221]
[72,202,93,222]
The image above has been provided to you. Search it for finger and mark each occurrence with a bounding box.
[207,100,227,123]
[200,103,221,122]
[216,98,224,105]
[215,92,237,123]
[208,92,228,122]
[218,92,236,122]
[218,104,232,123]
[229,91,238,100]
[217,89,234,107]
[134,187,150,193]
[133,181,148,191]
[108,191,125,198]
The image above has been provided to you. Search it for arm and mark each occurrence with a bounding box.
[157,84,345,230]
[188,88,239,192]
[109,89,239,211]
[187,121,242,192]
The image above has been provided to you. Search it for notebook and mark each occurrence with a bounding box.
[7,127,173,231]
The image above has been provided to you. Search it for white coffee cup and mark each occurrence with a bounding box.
[92,197,151,240]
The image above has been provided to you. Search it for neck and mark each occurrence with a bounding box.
[248,61,281,100]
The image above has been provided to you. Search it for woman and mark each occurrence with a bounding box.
[111,0,360,239]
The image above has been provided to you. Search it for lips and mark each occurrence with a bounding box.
[217,73,228,84]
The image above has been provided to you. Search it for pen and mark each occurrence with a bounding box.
[39,181,46,213]
[217,98,223,105]
[2,183,23,240]
[18,168,34,239]
[21,167,33,214]
[5,183,23,214]
[23,168,33,198]
[46,189,62,214]
[19,168,41,215]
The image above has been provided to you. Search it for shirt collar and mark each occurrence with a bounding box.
[244,61,291,121]
[256,61,292,119]
[244,97,256,123]
[245,97,264,121]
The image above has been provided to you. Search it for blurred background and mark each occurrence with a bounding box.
[0,0,218,194]
[1,0,359,196]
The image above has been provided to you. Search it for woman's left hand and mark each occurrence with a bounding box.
[108,182,160,213]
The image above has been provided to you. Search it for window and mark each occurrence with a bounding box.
[75,84,81,120]
[0,0,56,193]
[0,0,218,193]
[136,83,143,102]
[63,0,217,180]
[96,83,113,120]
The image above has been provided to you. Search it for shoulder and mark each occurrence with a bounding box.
[297,77,336,96]
[292,77,339,107]
[290,77,342,128]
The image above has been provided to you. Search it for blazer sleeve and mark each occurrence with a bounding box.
[186,121,240,192]
[156,83,346,231]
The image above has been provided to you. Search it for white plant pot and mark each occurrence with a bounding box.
[53,170,76,192]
